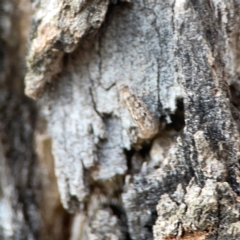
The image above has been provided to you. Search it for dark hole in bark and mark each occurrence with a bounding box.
[138,141,152,158]
[108,203,132,240]
[124,148,136,174]
[67,195,81,213]
[110,0,132,7]
[53,40,65,51]
[0,40,5,71]
[124,141,153,175]
[166,97,185,132]
[230,83,240,111]
[143,210,157,239]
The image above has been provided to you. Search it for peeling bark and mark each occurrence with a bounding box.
[25,0,110,99]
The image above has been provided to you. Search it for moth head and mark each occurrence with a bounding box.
[118,84,129,92]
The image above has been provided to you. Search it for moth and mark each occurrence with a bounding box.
[119,84,159,139]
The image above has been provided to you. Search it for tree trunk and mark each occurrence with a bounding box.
[1,0,240,239]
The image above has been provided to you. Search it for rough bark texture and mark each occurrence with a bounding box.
[2,0,240,239]
[0,0,41,238]
[0,0,70,239]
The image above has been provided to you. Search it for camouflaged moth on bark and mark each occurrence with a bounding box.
[119,84,159,139]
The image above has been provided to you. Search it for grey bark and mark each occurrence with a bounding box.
[0,0,70,239]
[1,0,240,239]
[0,0,41,239]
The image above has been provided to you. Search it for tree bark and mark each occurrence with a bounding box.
[0,0,70,239]
[1,0,240,239]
